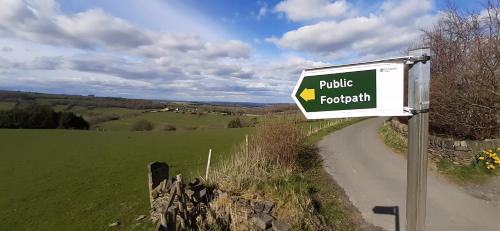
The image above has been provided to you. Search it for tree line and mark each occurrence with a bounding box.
[0,105,89,129]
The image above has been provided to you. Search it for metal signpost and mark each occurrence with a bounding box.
[292,48,431,231]
[406,48,431,231]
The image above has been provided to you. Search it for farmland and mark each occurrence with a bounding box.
[98,111,241,131]
[0,127,250,230]
[0,92,309,230]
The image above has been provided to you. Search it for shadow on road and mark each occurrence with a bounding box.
[372,206,400,231]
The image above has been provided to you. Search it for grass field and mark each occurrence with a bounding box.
[98,112,242,131]
[0,128,250,230]
[0,101,16,111]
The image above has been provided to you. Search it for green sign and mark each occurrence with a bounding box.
[295,69,377,112]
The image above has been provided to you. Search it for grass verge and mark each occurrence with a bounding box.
[435,159,495,183]
[377,120,498,184]
[209,118,376,230]
[377,121,407,154]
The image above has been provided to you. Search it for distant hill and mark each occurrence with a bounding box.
[0,90,294,111]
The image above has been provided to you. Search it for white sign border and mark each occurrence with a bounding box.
[292,62,412,119]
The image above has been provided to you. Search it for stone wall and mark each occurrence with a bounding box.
[388,118,500,165]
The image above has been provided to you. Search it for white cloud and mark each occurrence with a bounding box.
[275,0,350,22]
[0,0,338,102]
[0,0,251,59]
[269,0,437,59]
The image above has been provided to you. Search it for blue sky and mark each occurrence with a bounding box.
[0,0,487,103]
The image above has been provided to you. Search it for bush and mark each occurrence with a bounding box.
[58,112,89,129]
[227,117,258,128]
[208,120,322,230]
[423,3,500,139]
[159,123,176,131]
[227,118,242,128]
[255,121,305,168]
[130,119,153,131]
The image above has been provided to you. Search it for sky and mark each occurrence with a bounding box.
[0,0,486,103]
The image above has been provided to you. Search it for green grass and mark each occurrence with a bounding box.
[86,107,143,117]
[377,121,407,154]
[0,128,250,231]
[53,105,142,118]
[377,121,498,184]
[0,101,16,111]
[99,112,243,131]
[436,159,498,184]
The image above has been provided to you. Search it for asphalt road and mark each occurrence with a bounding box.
[318,117,500,231]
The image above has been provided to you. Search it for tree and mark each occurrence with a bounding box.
[0,104,89,130]
[423,1,500,139]
[58,112,89,129]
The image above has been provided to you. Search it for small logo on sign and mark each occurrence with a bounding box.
[380,67,397,72]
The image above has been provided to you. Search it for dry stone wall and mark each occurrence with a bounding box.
[388,118,500,165]
[147,162,291,231]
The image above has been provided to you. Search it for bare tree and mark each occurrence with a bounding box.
[423,0,500,139]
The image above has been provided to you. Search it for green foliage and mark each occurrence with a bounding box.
[377,122,407,154]
[473,148,500,171]
[58,112,89,130]
[227,117,259,128]
[227,118,242,128]
[0,104,89,130]
[0,128,250,230]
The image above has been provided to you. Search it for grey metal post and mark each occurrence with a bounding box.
[406,48,431,231]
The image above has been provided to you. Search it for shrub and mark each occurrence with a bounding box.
[130,119,153,131]
[227,117,258,128]
[58,112,89,129]
[227,118,242,128]
[255,121,305,167]
[208,120,321,229]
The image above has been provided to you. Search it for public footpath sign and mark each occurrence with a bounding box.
[292,62,411,119]
[292,49,431,231]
